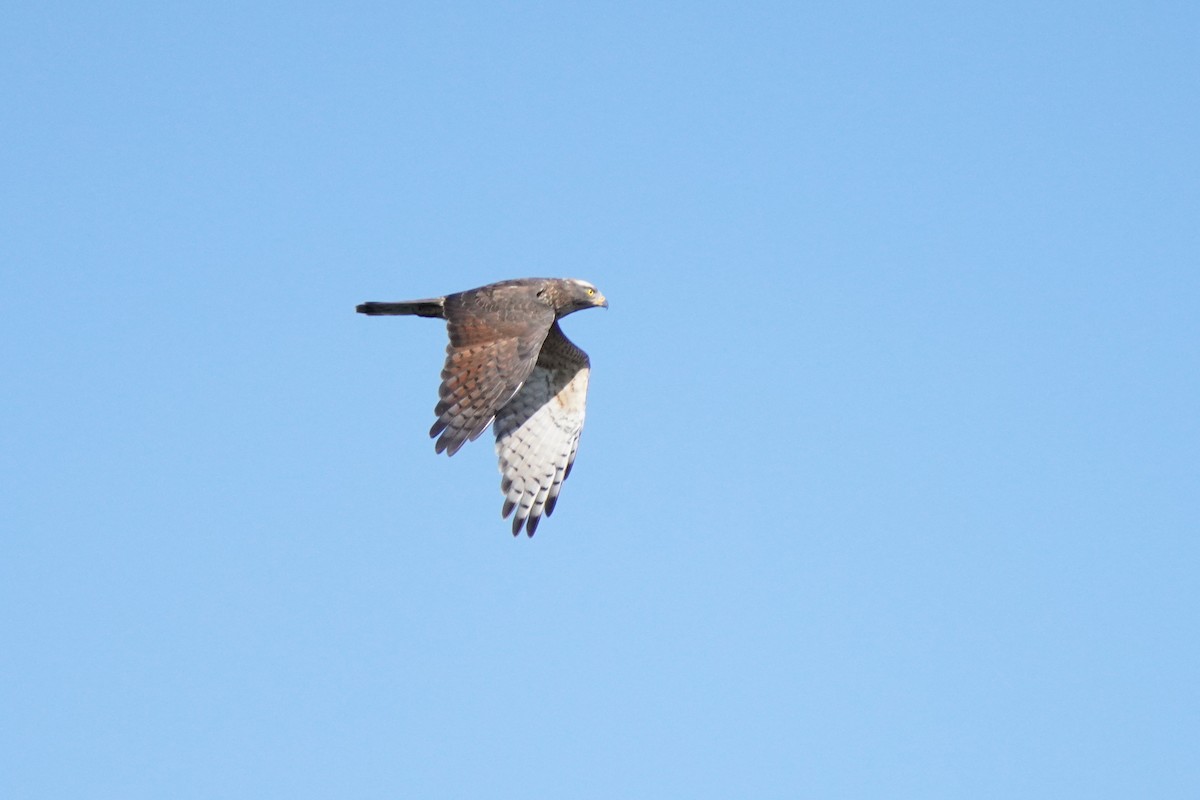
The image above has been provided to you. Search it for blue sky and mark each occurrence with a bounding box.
[3,2,1197,797]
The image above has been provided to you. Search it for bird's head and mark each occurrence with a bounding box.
[562,278,608,312]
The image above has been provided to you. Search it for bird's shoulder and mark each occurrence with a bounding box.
[445,279,556,331]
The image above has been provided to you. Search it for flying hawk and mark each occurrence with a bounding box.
[357,278,608,536]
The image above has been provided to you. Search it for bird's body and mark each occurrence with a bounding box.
[357,278,607,536]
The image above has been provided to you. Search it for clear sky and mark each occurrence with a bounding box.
[3,2,1197,797]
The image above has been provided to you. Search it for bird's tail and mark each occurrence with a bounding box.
[356,298,446,317]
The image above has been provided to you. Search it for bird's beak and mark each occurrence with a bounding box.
[596,294,609,309]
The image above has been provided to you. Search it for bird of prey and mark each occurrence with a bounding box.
[357,278,608,536]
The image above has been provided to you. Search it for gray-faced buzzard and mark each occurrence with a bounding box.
[357,278,608,536]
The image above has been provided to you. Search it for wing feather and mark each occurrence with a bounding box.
[431,289,555,456]
[494,324,591,536]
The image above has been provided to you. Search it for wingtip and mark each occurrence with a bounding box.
[503,507,541,537]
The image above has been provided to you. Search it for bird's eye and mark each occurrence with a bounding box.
[586,288,595,296]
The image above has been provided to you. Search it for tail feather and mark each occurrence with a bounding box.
[356,298,445,317]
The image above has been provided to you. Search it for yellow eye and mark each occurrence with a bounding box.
[586,288,595,296]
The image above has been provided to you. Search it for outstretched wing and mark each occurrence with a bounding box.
[493,323,590,536]
[430,285,555,456]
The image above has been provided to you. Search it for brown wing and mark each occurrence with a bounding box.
[493,323,590,536]
[429,285,556,456]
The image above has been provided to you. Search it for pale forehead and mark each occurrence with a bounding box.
[568,278,596,290]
